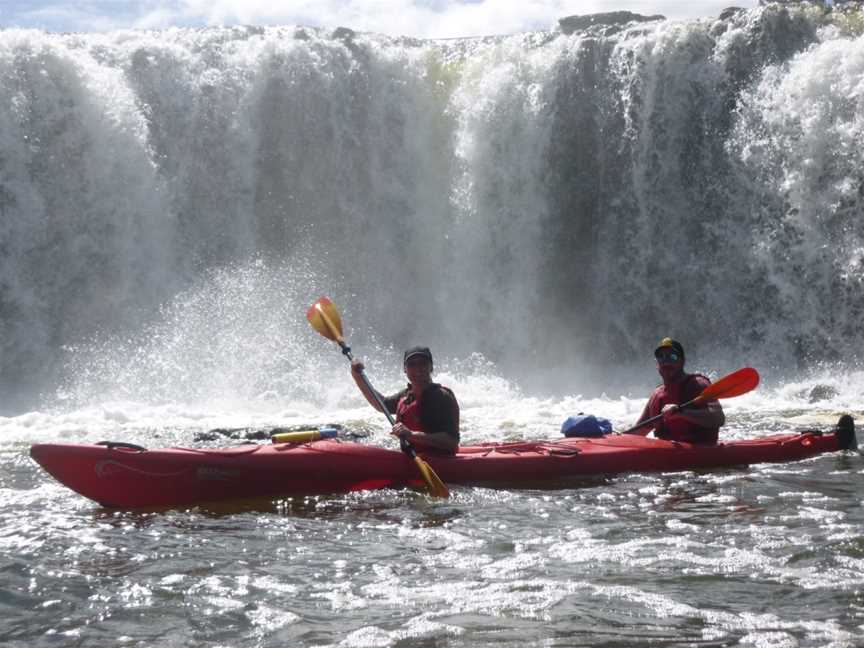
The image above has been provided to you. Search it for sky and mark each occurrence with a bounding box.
[0,0,763,39]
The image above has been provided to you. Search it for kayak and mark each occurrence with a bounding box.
[30,417,856,508]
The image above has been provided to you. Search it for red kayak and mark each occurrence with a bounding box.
[30,417,856,508]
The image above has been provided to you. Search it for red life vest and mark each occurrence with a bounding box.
[647,373,719,444]
[396,392,424,431]
[387,383,459,455]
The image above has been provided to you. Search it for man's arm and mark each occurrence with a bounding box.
[399,387,459,452]
[663,399,725,428]
[632,400,657,436]
[350,359,396,414]
[662,375,726,428]
[402,430,459,453]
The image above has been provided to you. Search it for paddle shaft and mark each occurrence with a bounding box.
[342,346,396,427]
[271,428,339,444]
[345,349,426,458]
[313,303,420,458]
[621,394,707,435]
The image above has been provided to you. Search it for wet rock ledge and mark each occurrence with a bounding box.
[558,11,666,35]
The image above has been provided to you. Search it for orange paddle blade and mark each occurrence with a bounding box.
[306,296,344,342]
[695,367,760,403]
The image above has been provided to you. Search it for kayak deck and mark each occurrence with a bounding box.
[29,418,857,508]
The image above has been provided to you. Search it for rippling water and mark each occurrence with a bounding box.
[4,377,864,648]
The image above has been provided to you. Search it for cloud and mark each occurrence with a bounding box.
[3,0,759,38]
[146,0,759,38]
[165,0,567,37]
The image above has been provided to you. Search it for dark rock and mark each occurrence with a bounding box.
[559,11,665,35]
[332,27,356,42]
[195,428,249,442]
[808,384,839,402]
[719,7,746,20]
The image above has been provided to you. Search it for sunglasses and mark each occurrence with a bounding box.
[655,351,681,363]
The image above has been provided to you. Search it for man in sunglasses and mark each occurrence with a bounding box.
[633,338,725,444]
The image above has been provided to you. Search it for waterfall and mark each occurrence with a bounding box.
[1,5,863,412]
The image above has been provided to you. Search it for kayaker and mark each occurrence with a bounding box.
[633,338,725,444]
[350,346,460,454]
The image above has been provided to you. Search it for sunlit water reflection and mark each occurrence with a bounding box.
[4,391,863,647]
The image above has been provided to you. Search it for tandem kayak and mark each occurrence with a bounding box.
[30,416,857,508]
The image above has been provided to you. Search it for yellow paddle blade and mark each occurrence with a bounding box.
[306,296,344,342]
[414,456,450,498]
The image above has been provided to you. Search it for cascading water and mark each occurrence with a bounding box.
[6,9,864,646]
[1,5,863,414]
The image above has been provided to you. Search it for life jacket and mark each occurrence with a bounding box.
[396,392,424,431]
[395,383,459,439]
[648,373,719,444]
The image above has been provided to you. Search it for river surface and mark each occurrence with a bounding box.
[4,371,864,647]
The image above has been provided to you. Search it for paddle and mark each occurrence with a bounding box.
[271,428,338,444]
[270,427,369,444]
[306,296,450,498]
[621,367,760,435]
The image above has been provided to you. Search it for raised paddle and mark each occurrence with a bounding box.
[306,296,450,498]
[621,367,760,435]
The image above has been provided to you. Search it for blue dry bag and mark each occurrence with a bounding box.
[560,414,612,438]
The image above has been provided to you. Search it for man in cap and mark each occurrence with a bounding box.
[633,338,725,444]
[350,346,460,453]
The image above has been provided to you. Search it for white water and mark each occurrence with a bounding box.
[0,5,863,422]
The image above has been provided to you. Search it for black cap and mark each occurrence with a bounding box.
[654,337,684,359]
[403,346,433,365]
